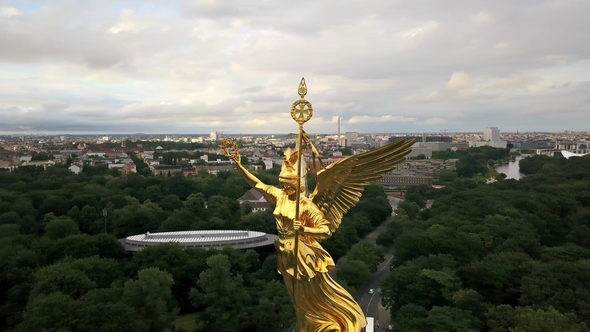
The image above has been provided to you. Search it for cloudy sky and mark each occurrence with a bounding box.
[1,0,589,134]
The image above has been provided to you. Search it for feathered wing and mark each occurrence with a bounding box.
[310,138,416,234]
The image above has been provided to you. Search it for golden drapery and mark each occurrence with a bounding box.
[258,183,366,332]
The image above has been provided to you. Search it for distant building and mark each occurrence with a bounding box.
[392,135,453,143]
[470,140,507,148]
[538,141,590,157]
[556,141,589,154]
[452,141,469,151]
[344,132,359,146]
[389,159,457,178]
[23,160,56,169]
[194,165,234,175]
[238,188,271,212]
[210,131,223,141]
[123,230,279,251]
[484,127,501,141]
[470,127,507,148]
[108,162,136,174]
[375,174,433,187]
[511,140,552,150]
[152,165,182,176]
[68,164,82,174]
[406,146,433,159]
[391,135,452,151]
[262,159,273,170]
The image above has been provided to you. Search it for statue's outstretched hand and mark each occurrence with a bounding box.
[222,139,241,164]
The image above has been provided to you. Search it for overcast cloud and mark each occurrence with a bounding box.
[0,0,589,134]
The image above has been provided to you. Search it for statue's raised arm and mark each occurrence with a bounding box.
[311,138,416,234]
[222,138,279,205]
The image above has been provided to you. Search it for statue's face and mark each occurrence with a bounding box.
[279,177,297,194]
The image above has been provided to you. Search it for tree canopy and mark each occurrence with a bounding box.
[380,155,590,331]
[0,158,392,331]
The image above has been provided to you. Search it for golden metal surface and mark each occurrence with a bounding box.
[291,99,313,125]
[223,78,415,332]
[298,77,308,98]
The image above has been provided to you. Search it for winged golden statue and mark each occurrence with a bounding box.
[223,78,415,332]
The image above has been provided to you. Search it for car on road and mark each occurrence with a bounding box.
[368,288,375,295]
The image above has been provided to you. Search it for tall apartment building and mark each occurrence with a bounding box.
[210,131,223,141]
[344,132,359,146]
[484,127,501,141]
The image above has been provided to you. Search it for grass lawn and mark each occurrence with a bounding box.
[175,312,199,331]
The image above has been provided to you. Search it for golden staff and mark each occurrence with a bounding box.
[290,78,313,304]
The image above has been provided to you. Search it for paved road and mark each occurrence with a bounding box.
[355,247,394,331]
[335,197,399,331]
[327,216,393,279]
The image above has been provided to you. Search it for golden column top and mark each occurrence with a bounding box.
[298,77,307,98]
[291,77,313,126]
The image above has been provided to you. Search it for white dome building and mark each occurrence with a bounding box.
[123,230,278,251]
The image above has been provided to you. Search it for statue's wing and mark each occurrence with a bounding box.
[310,139,415,233]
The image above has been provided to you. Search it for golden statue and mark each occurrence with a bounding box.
[223,78,414,332]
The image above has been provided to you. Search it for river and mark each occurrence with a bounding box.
[495,155,525,180]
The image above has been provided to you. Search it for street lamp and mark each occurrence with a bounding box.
[102,209,107,233]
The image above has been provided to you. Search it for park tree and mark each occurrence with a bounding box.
[351,213,373,238]
[0,211,20,225]
[336,260,372,289]
[404,191,427,208]
[159,209,199,232]
[487,305,589,332]
[519,260,590,323]
[381,255,459,313]
[0,245,38,326]
[16,292,77,332]
[130,243,210,311]
[459,251,534,305]
[393,303,429,331]
[75,299,141,332]
[44,216,80,239]
[423,306,482,331]
[254,280,296,330]
[439,170,458,183]
[30,262,96,300]
[190,254,252,331]
[396,200,421,219]
[160,194,184,212]
[110,202,165,238]
[238,210,275,234]
[346,241,384,273]
[185,192,208,219]
[122,268,178,332]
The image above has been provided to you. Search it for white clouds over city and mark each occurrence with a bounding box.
[0,0,589,134]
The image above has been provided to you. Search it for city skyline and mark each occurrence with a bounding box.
[1,0,589,134]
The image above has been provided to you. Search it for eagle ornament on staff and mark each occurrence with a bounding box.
[223,78,415,332]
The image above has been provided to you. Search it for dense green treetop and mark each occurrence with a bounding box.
[0,159,392,331]
[432,146,511,178]
[380,155,590,331]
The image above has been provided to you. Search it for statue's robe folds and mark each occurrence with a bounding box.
[257,183,366,332]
